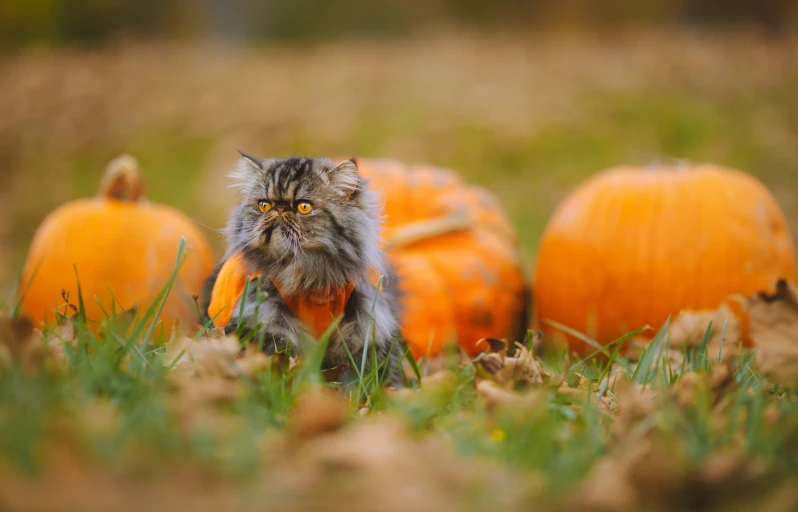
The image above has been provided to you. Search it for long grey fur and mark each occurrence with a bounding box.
[212,154,406,387]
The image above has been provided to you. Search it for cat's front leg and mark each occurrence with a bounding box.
[224,321,292,355]
[226,294,298,356]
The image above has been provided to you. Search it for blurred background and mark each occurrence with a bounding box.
[1,0,797,290]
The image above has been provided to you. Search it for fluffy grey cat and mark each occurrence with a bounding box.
[204,154,406,387]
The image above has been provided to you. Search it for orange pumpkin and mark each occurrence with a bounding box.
[357,158,529,358]
[533,163,796,355]
[17,154,215,336]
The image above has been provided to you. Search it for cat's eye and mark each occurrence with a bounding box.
[296,201,313,215]
[258,200,272,213]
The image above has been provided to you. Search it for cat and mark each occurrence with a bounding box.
[203,154,406,387]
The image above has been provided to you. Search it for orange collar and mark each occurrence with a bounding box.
[207,253,381,339]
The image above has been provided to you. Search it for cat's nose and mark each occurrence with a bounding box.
[275,206,285,214]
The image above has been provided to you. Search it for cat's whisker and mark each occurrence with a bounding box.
[241,231,263,251]
[189,218,226,237]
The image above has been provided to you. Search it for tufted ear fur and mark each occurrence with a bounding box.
[228,151,264,191]
[327,158,360,199]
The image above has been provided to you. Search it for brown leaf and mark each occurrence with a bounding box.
[476,379,544,418]
[612,376,657,437]
[164,322,241,379]
[477,352,505,376]
[477,337,507,354]
[38,316,79,364]
[173,377,243,413]
[235,343,278,378]
[0,315,36,357]
[477,341,549,390]
[494,343,545,387]
[474,338,507,377]
[665,302,743,361]
[97,306,138,339]
[289,386,351,440]
[421,368,457,388]
[52,317,75,344]
[386,369,457,403]
[745,279,798,385]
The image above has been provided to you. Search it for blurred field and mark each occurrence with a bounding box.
[2,28,798,291]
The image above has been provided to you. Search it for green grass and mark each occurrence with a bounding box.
[1,241,797,510]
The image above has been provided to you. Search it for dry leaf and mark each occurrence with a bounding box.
[421,368,457,388]
[745,279,798,385]
[97,306,138,339]
[289,385,351,440]
[474,337,507,376]
[0,314,79,367]
[495,343,544,387]
[386,369,457,403]
[476,379,545,417]
[173,377,243,413]
[164,322,241,379]
[235,343,278,378]
[476,341,549,390]
[612,376,657,437]
[0,315,37,357]
[664,302,743,361]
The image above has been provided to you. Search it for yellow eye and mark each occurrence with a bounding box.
[297,201,313,215]
[258,200,272,213]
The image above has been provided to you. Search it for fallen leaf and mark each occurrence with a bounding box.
[744,279,798,385]
[235,343,278,378]
[289,385,351,440]
[421,368,457,388]
[0,314,38,357]
[662,302,743,361]
[164,322,241,379]
[476,337,508,354]
[476,379,544,418]
[612,376,657,438]
[476,341,550,390]
[97,306,138,339]
[494,343,544,388]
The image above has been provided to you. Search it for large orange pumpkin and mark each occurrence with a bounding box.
[17,154,215,336]
[358,158,528,358]
[533,163,796,355]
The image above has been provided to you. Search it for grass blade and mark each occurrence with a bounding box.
[632,317,670,384]
[141,237,187,347]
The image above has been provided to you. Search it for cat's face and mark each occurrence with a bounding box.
[226,155,373,263]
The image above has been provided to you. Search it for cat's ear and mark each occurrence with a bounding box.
[236,150,263,170]
[228,151,263,191]
[327,158,360,199]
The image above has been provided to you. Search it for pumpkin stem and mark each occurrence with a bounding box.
[99,154,145,201]
[385,213,472,249]
[646,157,690,173]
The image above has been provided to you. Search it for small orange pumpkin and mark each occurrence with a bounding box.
[17,154,215,336]
[533,163,796,355]
[358,158,529,358]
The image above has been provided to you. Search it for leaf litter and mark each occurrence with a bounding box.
[3,280,798,511]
